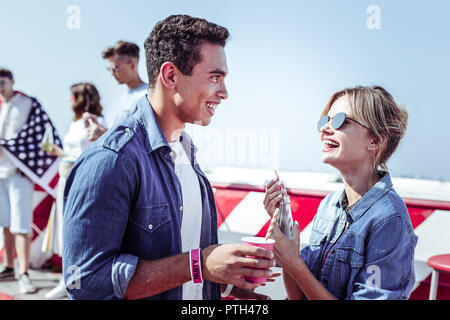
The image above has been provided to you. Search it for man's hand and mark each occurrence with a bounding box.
[82,112,107,141]
[201,244,276,291]
[42,143,65,158]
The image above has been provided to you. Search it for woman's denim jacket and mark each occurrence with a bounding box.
[301,172,418,299]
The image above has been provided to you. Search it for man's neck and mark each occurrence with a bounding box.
[147,93,185,143]
[126,75,145,90]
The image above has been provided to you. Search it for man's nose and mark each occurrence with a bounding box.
[217,82,228,100]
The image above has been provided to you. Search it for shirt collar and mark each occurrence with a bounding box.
[334,171,393,222]
[135,95,199,160]
[134,95,168,152]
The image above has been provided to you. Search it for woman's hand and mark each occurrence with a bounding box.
[271,222,302,269]
[271,223,338,300]
[83,112,107,141]
[263,178,285,218]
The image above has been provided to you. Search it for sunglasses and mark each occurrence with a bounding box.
[107,60,131,73]
[317,112,368,132]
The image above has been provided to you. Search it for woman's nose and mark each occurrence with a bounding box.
[319,119,333,133]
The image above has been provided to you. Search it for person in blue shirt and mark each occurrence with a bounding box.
[63,15,276,300]
[264,86,418,300]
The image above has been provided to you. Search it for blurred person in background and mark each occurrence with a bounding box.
[0,68,37,294]
[42,82,107,299]
[83,41,147,140]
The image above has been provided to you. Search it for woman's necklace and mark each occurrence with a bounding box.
[343,195,360,213]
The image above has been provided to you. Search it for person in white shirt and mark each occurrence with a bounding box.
[83,41,147,140]
[0,68,37,294]
[43,82,107,299]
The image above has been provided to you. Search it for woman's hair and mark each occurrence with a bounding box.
[70,83,103,120]
[322,85,408,171]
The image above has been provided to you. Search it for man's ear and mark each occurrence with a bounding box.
[130,58,138,71]
[159,62,178,89]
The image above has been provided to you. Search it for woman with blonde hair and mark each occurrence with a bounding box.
[42,82,107,299]
[264,85,418,300]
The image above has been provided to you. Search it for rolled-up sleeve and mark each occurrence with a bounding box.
[112,254,139,299]
[349,215,417,300]
[63,146,138,300]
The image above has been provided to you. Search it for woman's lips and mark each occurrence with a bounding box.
[322,138,340,152]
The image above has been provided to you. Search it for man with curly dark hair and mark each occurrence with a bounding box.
[63,15,277,300]
[144,14,229,90]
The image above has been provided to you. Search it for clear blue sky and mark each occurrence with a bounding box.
[1,0,449,180]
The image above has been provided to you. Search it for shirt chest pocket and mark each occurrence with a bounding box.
[335,247,365,291]
[129,204,172,234]
[126,204,177,259]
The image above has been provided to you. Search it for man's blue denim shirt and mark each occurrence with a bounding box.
[300,172,418,299]
[62,96,221,300]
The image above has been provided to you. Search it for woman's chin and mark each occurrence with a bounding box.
[322,155,339,169]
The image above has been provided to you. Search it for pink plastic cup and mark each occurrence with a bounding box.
[241,236,275,284]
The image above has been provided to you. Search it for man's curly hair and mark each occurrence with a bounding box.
[144,14,229,89]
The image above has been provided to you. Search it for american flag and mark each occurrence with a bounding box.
[0,92,62,268]
[0,92,62,198]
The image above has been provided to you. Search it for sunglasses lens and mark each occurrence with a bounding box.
[332,112,346,130]
[317,115,329,131]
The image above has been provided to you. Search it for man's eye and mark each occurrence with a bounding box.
[211,75,220,82]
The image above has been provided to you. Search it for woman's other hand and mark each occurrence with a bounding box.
[263,178,285,217]
[271,222,302,269]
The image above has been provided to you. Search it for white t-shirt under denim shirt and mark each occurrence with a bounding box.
[169,136,203,300]
[113,83,147,125]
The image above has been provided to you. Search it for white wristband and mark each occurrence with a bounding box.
[221,284,233,298]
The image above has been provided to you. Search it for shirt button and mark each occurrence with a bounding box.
[180,206,183,212]
[125,128,130,132]
[169,151,174,157]
[148,224,153,230]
